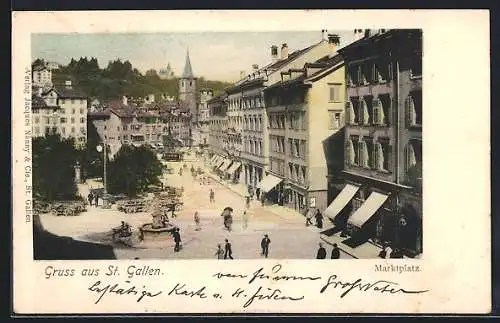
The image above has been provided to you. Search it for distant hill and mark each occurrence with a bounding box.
[33,57,233,101]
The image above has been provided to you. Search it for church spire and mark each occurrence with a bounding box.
[181,48,194,79]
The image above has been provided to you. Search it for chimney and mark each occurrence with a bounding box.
[252,64,259,72]
[321,29,328,41]
[328,34,341,54]
[122,96,128,106]
[271,45,278,63]
[65,80,72,89]
[281,43,289,60]
[239,71,246,80]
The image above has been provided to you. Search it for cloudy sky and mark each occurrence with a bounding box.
[32,31,356,82]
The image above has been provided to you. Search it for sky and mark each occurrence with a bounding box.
[32,31,357,82]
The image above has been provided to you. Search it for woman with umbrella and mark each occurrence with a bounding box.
[221,207,233,231]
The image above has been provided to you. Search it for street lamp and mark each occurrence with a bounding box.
[96,141,108,208]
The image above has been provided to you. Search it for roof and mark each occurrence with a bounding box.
[181,49,195,79]
[32,95,49,108]
[43,86,88,99]
[264,74,307,92]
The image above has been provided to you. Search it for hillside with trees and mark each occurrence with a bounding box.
[32,57,233,101]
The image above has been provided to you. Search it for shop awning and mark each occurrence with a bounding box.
[211,155,221,166]
[347,191,388,228]
[324,184,360,220]
[218,159,232,171]
[209,155,218,164]
[214,158,225,168]
[256,173,283,192]
[226,161,241,176]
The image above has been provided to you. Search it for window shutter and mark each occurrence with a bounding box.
[345,101,353,124]
[387,62,393,81]
[405,96,411,127]
[372,64,377,83]
[372,99,380,124]
[363,141,369,167]
[357,66,362,86]
[361,99,369,125]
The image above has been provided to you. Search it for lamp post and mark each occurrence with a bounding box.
[96,139,108,208]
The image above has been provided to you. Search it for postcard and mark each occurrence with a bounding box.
[12,10,491,314]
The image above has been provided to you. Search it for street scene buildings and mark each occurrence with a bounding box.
[32,29,422,260]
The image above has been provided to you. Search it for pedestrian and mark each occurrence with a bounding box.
[242,210,248,229]
[331,243,340,259]
[315,209,323,229]
[215,244,224,259]
[209,189,215,203]
[261,194,265,207]
[224,239,234,259]
[305,209,314,226]
[316,242,326,259]
[173,227,182,252]
[87,192,94,206]
[245,195,250,209]
[194,211,201,231]
[94,194,99,207]
[261,234,271,258]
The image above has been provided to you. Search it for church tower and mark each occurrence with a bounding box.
[179,49,198,122]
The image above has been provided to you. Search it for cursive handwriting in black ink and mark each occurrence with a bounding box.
[168,283,208,299]
[320,274,430,298]
[212,272,248,279]
[248,264,322,284]
[88,280,162,304]
[243,286,304,308]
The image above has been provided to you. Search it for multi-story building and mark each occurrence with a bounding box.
[32,80,88,149]
[32,65,53,87]
[323,29,422,257]
[207,93,229,171]
[89,97,171,158]
[195,88,213,148]
[158,62,175,79]
[222,34,339,193]
[262,37,345,213]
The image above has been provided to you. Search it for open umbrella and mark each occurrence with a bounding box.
[223,207,234,212]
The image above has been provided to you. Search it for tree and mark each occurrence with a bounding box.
[107,145,163,197]
[32,134,79,201]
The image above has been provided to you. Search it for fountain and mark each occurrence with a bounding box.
[139,205,177,242]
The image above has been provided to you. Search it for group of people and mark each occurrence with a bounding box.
[87,191,100,207]
[214,234,271,259]
[316,242,341,259]
[306,209,325,229]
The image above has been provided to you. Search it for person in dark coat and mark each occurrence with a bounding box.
[245,196,251,209]
[94,194,99,207]
[316,243,326,259]
[261,234,271,258]
[173,228,182,252]
[224,239,233,259]
[331,243,340,259]
[315,209,323,229]
[209,189,215,203]
[87,192,94,206]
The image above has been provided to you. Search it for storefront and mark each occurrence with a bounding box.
[256,172,283,205]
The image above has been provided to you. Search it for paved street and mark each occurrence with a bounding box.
[39,155,353,259]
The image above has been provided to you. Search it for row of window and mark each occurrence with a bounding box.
[34,126,86,136]
[268,112,307,131]
[33,116,86,125]
[270,158,286,177]
[346,138,391,171]
[266,93,305,107]
[244,139,264,156]
[288,163,307,185]
[244,115,264,132]
[33,108,86,115]
[228,95,263,111]
[347,58,422,87]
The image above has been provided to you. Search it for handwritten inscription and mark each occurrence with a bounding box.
[77,263,428,308]
[320,274,429,298]
[88,280,162,304]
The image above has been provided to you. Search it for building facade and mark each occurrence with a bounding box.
[32,80,88,149]
[196,88,213,147]
[32,66,53,87]
[323,29,422,257]
[207,93,228,169]
[221,36,339,193]
[263,49,345,213]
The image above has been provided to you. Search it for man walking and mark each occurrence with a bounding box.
[194,211,201,231]
[315,209,323,229]
[261,234,271,258]
[224,239,233,259]
[173,228,182,252]
[242,210,249,230]
[209,189,215,204]
[331,243,340,259]
[94,194,99,207]
[316,242,326,259]
[87,192,94,206]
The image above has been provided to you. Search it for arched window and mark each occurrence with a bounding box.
[346,101,355,125]
[374,142,384,170]
[359,141,369,168]
[359,98,369,125]
[372,97,385,125]
[406,143,417,172]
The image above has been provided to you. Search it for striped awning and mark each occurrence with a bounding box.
[226,161,242,176]
[218,159,232,171]
[348,191,388,228]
